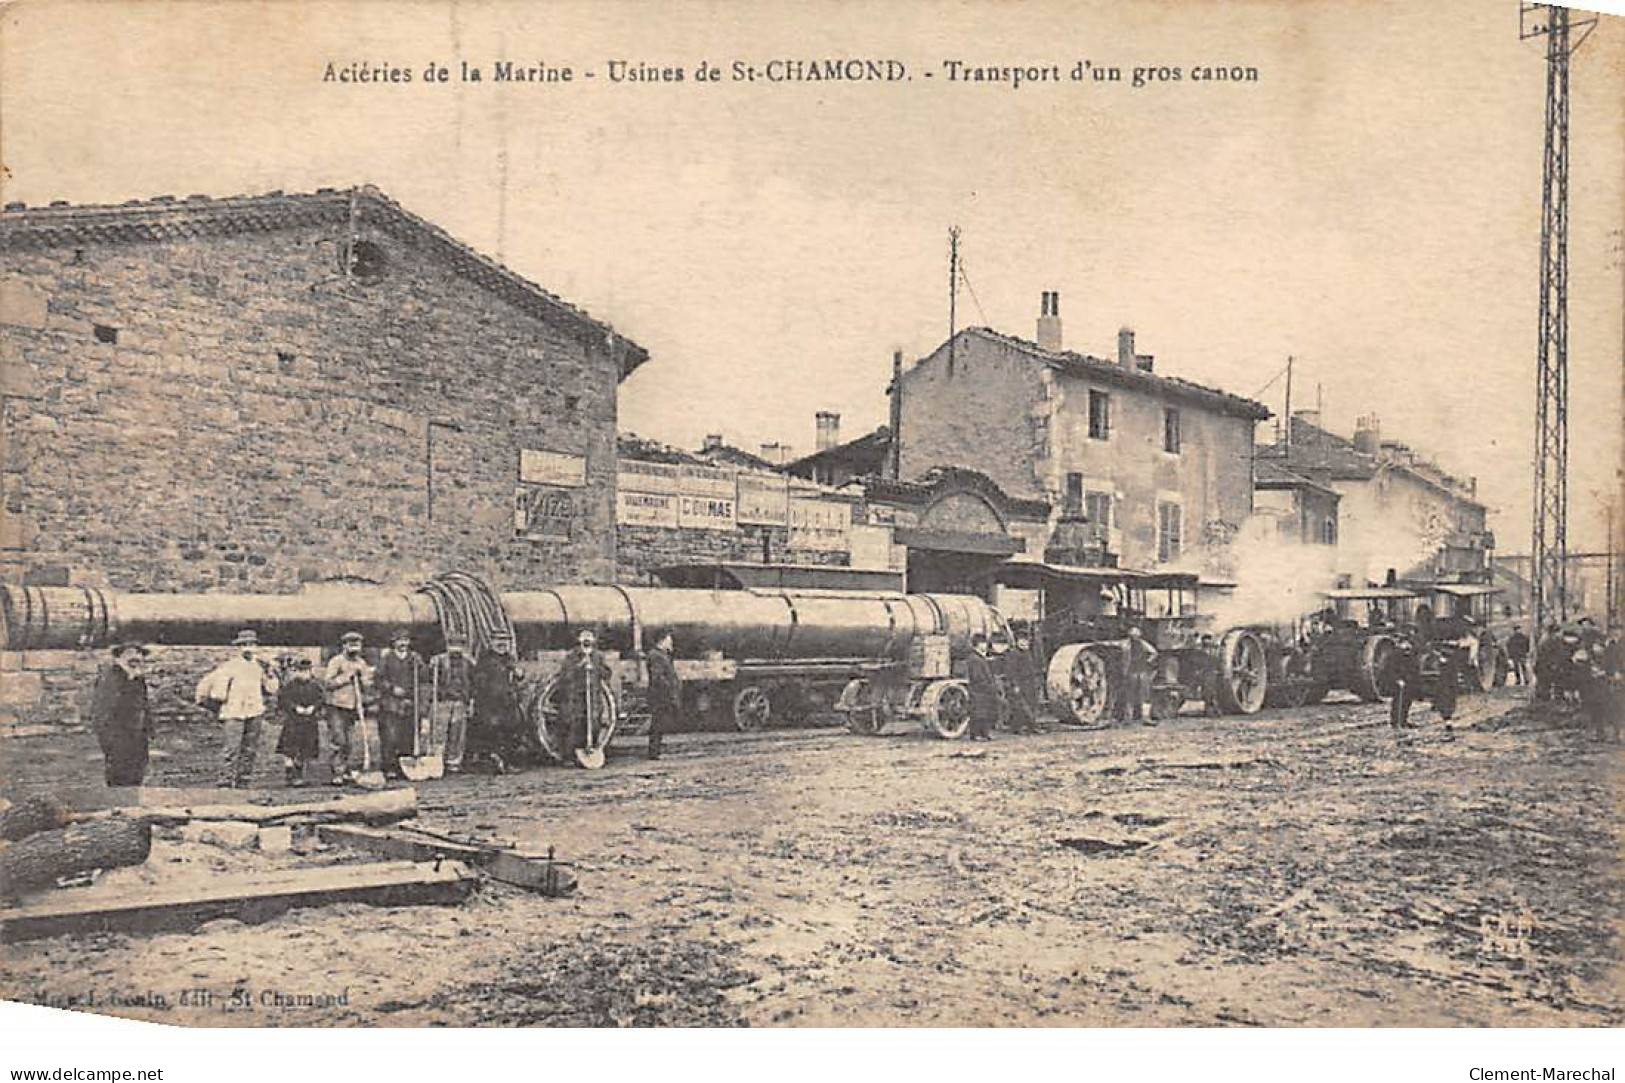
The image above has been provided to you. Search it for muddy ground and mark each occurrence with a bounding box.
[1,689,1620,1027]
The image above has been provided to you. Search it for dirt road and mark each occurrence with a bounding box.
[2,690,1620,1027]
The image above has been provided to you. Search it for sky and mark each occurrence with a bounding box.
[2,0,1621,550]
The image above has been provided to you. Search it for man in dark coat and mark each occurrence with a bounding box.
[555,629,612,765]
[965,633,1001,741]
[89,641,153,786]
[1386,632,1422,731]
[1004,631,1043,734]
[375,629,423,778]
[470,637,524,773]
[644,630,681,760]
[1505,627,1531,687]
[1533,623,1561,701]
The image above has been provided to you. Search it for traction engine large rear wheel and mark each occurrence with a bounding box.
[1046,644,1115,726]
[1354,635,1395,702]
[918,679,971,740]
[1215,630,1268,715]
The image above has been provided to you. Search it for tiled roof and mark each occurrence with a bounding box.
[782,426,891,472]
[964,327,1272,421]
[1261,416,1484,509]
[1253,457,1340,496]
[695,443,781,473]
[0,186,650,379]
[617,432,704,466]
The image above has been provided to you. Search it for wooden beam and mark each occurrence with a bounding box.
[79,788,417,828]
[318,825,577,896]
[0,860,474,942]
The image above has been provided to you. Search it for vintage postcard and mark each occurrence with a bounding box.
[0,0,1621,1047]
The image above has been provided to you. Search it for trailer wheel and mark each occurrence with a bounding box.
[1354,635,1395,702]
[839,678,886,736]
[531,676,619,765]
[731,685,772,732]
[1047,644,1114,726]
[919,679,971,740]
[1215,630,1268,715]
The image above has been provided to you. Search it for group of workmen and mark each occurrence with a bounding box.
[87,624,687,789]
[1529,618,1622,739]
[962,624,1167,738]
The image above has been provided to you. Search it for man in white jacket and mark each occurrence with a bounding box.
[196,629,280,788]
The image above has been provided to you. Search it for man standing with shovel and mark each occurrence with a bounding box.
[376,629,424,780]
[323,631,374,785]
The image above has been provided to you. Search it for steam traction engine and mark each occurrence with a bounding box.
[0,575,1010,762]
[996,563,1282,724]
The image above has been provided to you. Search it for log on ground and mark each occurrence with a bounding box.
[0,820,152,898]
[0,794,72,841]
[0,860,475,942]
[107,788,417,828]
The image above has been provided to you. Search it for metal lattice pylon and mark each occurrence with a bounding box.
[1522,3,1596,632]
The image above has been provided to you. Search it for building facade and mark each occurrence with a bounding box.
[1252,459,1341,546]
[0,187,645,727]
[1259,412,1491,586]
[895,307,1269,572]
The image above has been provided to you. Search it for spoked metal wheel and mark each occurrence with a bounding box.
[532,676,618,766]
[731,685,772,732]
[1216,630,1268,715]
[1047,644,1114,726]
[1355,635,1395,703]
[839,677,886,736]
[918,679,971,740]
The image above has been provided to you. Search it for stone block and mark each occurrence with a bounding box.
[0,281,49,330]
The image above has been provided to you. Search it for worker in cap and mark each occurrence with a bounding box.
[965,632,1000,741]
[644,630,681,760]
[90,640,153,786]
[1123,625,1158,727]
[430,631,475,773]
[196,627,279,787]
[470,633,524,773]
[323,631,374,783]
[376,628,424,778]
[556,627,611,765]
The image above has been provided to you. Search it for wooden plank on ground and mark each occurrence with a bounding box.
[81,788,417,828]
[0,860,473,942]
[318,824,577,896]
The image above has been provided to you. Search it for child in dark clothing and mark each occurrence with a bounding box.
[276,656,326,785]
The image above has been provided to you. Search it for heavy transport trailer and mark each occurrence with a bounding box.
[992,561,1282,725]
[0,575,1011,758]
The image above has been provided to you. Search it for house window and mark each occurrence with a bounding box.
[1163,407,1181,454]
[1157,501,1183,563]
[1085,491,1113,536]
[1088,390,1110,440]
[1064,473,1084,516]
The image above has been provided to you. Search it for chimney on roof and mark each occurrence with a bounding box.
[759,442,793,465]
[815,411,841,451]
[1036,291,1063,351]
[702,433,723,453]
[1353,414,1381,455]
[1118,328,1136,370]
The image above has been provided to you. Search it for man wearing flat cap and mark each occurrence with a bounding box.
[323,631,374,782]
[196,629,280,788]
[90,641,153,786]
[375,629,423,778]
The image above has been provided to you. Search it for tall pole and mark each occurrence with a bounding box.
[1522,3,1595,634]
[1284,355,1294,449]
[947,226,961,376]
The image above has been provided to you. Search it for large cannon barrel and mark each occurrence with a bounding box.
[1,582,1003,660]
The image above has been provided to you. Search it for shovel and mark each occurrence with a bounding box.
[400,660,443,781]
[352,674,387,790]
[574,663,606,770]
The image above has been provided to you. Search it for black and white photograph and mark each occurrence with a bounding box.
[0,0,1621,1070]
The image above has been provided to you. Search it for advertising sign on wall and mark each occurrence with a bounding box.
[619,459,682,495]
[679,464,737,500]
[678,493,737,530]
[519,448,587,488]
[617,489,680,528]
[789,496,851,552]
[515,485,576,540]
[736,472,789,526]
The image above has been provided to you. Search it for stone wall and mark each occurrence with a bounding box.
[0,196,630,729]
